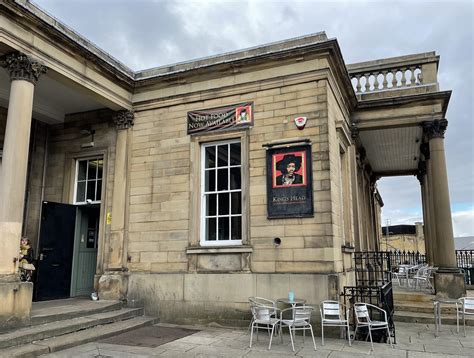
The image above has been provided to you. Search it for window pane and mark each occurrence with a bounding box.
[205,170,215,192]
[217,169,228,191]
[231,217,242,241]
[218,193,229,215]
[218,217,230,240]
[86,180,95,201]
[87,160,97,180]
[230,143,241,165]
[230,167,241,190]
[231,192,241,214]
[205,146,216,168]
[206,218,216,241]
[97,160,103,180]
[76,181,86,202]
[78,161,87,180]
[217,145,228,167]
[96,180,102,201]
[206,193,217,216]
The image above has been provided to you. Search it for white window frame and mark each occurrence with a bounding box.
[200,139,242,246]
[73,157,104,205]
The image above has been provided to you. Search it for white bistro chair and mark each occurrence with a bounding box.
[457,297,474,336]
[320,300,351,346]
[354,303,393,350]
[249,305,280,350]
[248,297,277,333]
[279,305,317,352]
[412,266,434,291]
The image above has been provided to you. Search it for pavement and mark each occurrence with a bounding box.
[39,321,474,357]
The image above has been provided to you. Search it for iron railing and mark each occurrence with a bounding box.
[343,251,395,343]
[388,250,426,267]
[354,251,392,286]
[341,282,395,343]
[456,250,474,285]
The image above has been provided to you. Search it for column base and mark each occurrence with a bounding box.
[97,272,129,301]
[0,276,33,331]
[434,268,466,299]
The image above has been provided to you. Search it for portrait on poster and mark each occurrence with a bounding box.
[266,144,313,219]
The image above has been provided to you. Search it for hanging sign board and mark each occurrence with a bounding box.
[187,102,253,135]
[266,144,313,218]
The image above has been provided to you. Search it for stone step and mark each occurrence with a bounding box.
[0,316,156,358]
[30,298,123,326]
[0,307,144,349]
[394,310,474,326]
[393,291,435,303]
[395,302,458,314]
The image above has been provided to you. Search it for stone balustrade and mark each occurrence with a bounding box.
[347,52,439,94]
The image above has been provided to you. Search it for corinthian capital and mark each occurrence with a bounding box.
[422,119,448,140]
[113,110,135,130]
[0,52,47,85]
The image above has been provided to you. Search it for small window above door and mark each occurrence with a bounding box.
[74,158,103,204]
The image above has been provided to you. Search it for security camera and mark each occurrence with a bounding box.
[86,199,93,204]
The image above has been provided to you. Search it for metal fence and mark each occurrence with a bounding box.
[354,251,392,286]
[388,250,426,267]
[341,282,395,343]
[343,251,395,343]
[456,250,474,285]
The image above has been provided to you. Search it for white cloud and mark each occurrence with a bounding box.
[452,208,474,237]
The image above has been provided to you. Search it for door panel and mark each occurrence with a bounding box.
[71,206,99,296]
[35,202,77,301]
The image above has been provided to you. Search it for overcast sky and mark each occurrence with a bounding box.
[32,0,474,236]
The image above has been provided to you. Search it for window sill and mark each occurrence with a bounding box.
[186,245,253,255]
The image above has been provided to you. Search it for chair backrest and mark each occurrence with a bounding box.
[249,296,275,307]
[293,306,313,323]
[462,298,474,313]
[321,300,342,320]
[253,305,273,321]
[354,303,371,324]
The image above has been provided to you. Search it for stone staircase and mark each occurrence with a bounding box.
[0,298,156,358]
[393,290,474,326]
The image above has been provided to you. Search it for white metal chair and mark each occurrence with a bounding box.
[392,266,409,286]
[249,305,280,350]
[457,297,474,336]
[412,266,434,291]
[320,300,351,346]
[279,305,317,352]
[248,297,277,333]
[354,303,393,350]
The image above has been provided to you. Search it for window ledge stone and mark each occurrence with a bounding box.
[186,246,253,255]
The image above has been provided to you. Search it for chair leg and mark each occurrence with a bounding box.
[368,327,374,351]
[268,325,275,350]
[463,312,466,337]
[386,326,393,347]
[347,323,351,346]
[321,323,324,346]
[456,308,460,334]
[289,326,295,352]
[309,325,317,351]
[303,327,305,343]
[249,323,254,348]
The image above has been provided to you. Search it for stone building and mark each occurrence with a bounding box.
[380,223,425,254]
[0,1,464,328]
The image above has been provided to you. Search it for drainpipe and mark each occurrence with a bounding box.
[35,126,49,257]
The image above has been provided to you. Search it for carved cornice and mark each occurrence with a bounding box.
[416,160,426,184]
[422,119,448,140]
[0,53,47,85]
[350,123,359,140]
[113,110,135,130]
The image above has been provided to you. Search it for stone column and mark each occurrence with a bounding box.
[423,119,465,298]
[0,53,47,328]
[98,110,134,300]
[417,160,432,264]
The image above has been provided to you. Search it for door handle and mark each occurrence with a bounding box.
[51,264,60,267]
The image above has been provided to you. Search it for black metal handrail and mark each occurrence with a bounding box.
[456,250,474,285]
[341,282,395,343]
